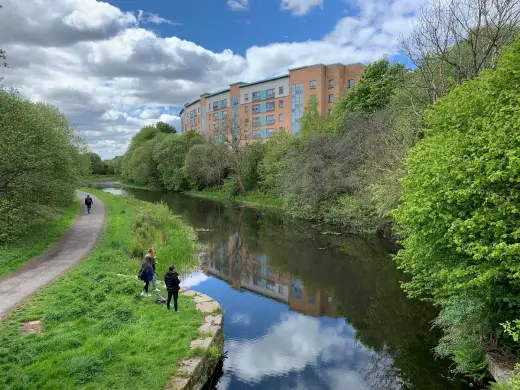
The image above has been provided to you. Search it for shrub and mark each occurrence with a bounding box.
[393,39,520,374]
[185,143,229,188]
[0,89,87,242]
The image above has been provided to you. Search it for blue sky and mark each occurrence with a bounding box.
[1,0,422,157]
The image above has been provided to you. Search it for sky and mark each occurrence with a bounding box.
[0,0,424,159]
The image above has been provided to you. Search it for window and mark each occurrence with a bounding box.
[198,107,200,113]
[208,103,211,110]
[328,109,332,117]
[266,115,275,125]
[245,93,249,101]
[279,285,284,294]
[245,105,249,113]
[308,296,315,304]
[279,100,284,108]
[252,91,259,101]
[252,104,260,113]
[328,94,334,102]
[279,113,284,122]
[310,80,316,89]
[328,79,335,88]
[348,79,355,88]
[279,86,284,95]
[266,89,275,99]
[223,99,227,107]
[266,102,275,112]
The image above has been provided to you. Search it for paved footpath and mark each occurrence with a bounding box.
[0,191,105,321]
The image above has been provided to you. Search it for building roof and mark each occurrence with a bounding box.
[239,74,289,88]
[179,107,184,115]
[205,88,230,98]
[184,98,200,108]
[288,62,366,71]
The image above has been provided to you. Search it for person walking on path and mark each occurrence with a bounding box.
[85,195,93,214]
[164,265,181,312]
[145,248,160,292]
[140,256,154,297]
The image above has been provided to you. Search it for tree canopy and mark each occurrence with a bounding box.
[0,89,88,242]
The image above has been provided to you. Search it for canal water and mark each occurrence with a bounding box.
[101,186,473,390]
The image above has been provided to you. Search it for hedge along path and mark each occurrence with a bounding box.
[0,190,105,321]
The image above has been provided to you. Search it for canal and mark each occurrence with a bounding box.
[102,186,473,390]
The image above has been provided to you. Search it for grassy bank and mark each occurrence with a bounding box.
[187,189,283,210]
[0,189,205,390]
[0,199,80,279]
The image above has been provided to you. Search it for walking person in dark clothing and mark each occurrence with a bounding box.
[164,265,181,312]
[85,195,93,214]
[140,256,154,297]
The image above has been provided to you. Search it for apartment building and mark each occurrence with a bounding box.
[179,62,365,140]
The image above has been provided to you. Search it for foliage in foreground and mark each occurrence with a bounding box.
[0,191,203,390]
[393,38,520,376]
[0,89,89,243]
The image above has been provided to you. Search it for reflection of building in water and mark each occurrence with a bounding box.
[202,233,337,318]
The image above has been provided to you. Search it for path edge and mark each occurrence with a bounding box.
[166,290,224,390]
[0,192,107,323]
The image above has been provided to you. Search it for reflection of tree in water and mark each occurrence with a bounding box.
[126,188,470,390]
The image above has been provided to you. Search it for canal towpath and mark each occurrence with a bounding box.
[0,191,105,321]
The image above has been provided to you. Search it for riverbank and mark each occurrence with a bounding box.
[186,189,283,210]
[0,189,218,390]
[0,199,80,279]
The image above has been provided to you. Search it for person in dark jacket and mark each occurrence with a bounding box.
[164,265,181,311]
[140,256,154,297]
[85,195,93,214]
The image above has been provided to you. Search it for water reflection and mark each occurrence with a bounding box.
[101,187,472,390]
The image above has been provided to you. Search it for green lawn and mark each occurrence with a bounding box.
[0,199,80,279]
[0,189,205,390]
[187,189,283,210]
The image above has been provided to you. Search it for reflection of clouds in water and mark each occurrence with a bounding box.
[231,313,252,326]
[216,374,231,390]
[225,313,373,387]
[180,270,209,289]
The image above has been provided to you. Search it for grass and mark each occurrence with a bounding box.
[0,199,80,278]
[0,189,205,390]
[187,189,283,210]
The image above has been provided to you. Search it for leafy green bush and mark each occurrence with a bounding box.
[393,38,520,374]
[0,89,88,242]
[185,143,229,188]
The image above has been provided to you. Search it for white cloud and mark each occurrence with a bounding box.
[231,313,252,326]
[281,0,324,16]
[180,270,209,289]
[227,0,250,11]
[137,10,182,26]
[0,0,422,158]
[225,313,365,382]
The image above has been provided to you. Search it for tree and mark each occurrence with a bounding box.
[87,152,106,175]
[0,89,88,241]
[153,131,203,191]
[156,121,176,134]
[393,38,520,374]
[332,58,406,128]
[185,143,229,188]
[299,97,334,136]
[401,0,520,103]
[210,118,254,194]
